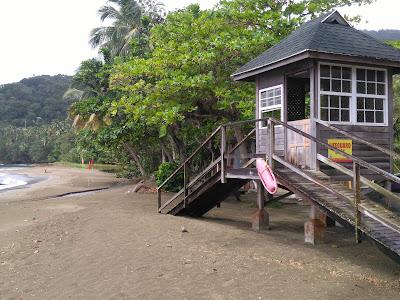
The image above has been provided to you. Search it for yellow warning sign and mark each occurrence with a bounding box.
[328,139,352,163]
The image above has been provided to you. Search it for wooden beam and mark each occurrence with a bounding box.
[221,126,227,183]
[318,154,400,206]
[353,162,362,243]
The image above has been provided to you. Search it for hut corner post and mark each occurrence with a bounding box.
[304,205,326,245]
[252,180,270,231]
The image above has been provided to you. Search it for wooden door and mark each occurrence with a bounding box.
[287,119,311,169]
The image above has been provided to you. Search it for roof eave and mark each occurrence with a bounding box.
[232,50,311,81]
[308,50,400,68]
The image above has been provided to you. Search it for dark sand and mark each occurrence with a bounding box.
[0,165,399,299]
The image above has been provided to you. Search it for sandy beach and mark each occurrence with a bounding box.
[0,165,399,299]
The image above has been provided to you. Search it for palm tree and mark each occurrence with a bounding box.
[89,0,164,58]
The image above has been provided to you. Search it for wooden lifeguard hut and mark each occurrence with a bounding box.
[157,11,400,261]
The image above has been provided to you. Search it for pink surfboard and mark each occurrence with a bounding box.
[256,158,278,195]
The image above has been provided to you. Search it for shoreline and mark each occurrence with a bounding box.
[0,167,47,193]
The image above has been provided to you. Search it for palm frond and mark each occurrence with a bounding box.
[98,4,121,22]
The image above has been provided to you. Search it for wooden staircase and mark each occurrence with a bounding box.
[157,118,400,261]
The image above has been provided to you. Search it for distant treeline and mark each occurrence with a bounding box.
[363,29,400,41]
[0,75,72,127]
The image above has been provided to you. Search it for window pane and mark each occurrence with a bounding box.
[377,83,385,95]
[367,82,376,94]
[275,88,281,96]
[342,67,351,79]
[260,91,267,99]
[357,111,365,122]
[332,66,341,78]
[365,111,375,123]
[267,90,274,98]
[261,109,281,126]
[321,79,330,91]
[341,96,350,108]
[321,109,329,121]
[332,79,341,92]
[331,96,340,108]
[357,82,365,94]
[261,100,267,107]
[377,71,385,82]
[367,69,376,81]
[357,69,365,81]
[342,80,351,93]
[320,65,330,77]
[375,111,384,123]
[341,110,350,122]
[321,95,329,107]
[375,98,383,110]
[357,98,364,109]
[365,98,374,109]
[330,109,340,121]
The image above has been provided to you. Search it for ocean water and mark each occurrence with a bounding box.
[0,164,31,191]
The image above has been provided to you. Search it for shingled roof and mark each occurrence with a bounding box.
[232,11,400,80]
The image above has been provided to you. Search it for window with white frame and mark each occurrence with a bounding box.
[319,65,352,122]
[259,85,283,128]
[356,68,386,124]
[319,64,387,125]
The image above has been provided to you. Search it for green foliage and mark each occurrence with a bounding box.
[0,75,72,127]
[155,162,183,192]
[67,0,376,180]
[0,121,77,164]
[387,41,400,155]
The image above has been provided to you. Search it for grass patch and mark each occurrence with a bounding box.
[54,161,122,173]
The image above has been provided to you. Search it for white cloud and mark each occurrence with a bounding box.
[0,0,398,85]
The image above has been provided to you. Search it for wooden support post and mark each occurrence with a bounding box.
[268,119,275,168]
[353,162,362,244]
[221,126,227,183]
[157,189,161,212]
[184,162,189,208]
[304,205,325,245]
[252,180,269,231]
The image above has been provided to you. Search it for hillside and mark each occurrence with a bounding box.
[363,29,400,41]
[0,75,72,127]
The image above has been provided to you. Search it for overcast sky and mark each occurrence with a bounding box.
[0,0,399,85]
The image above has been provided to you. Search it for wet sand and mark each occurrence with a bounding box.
[0,165,399,299]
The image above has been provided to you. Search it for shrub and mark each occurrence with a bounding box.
[155,162,183,192]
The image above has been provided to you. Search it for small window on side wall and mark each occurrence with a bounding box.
[259,85,283,128]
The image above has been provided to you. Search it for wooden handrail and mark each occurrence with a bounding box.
[353,161,362,243]
[315,120,400,161]
[228,128,256,155]
[157,125,222,190]
[317,154,400,205]
[270,118,400,185]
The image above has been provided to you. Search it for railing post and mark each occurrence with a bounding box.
[221,126,227,183]
[268,119,275,168]
[184,162,188,208]
[157,189,161,212]
[353,161,361,243]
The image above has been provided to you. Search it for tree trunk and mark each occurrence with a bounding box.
[123,143,146,177]
[160,141,173,162]
[168,128,186,162]
[232,126,249,159]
